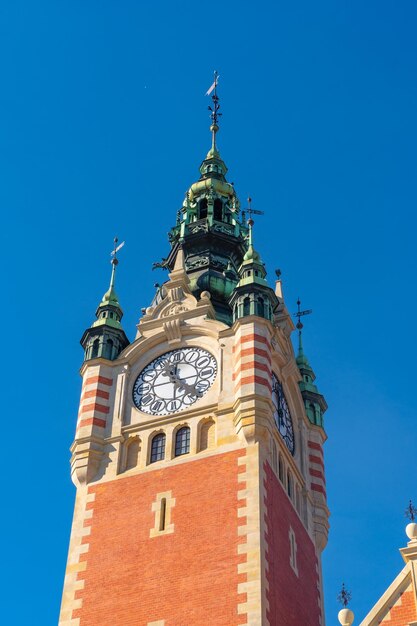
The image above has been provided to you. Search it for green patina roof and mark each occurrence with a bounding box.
[91,260,124,330]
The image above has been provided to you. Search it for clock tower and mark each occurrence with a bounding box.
[59,84,329,626]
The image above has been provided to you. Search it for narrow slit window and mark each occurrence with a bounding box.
[289,527,298,576]
[271,439,278,472]
[278,454,284,483]
[287,471,293,500]
[159,498,166,531]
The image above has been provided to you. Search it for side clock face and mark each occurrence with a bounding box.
[133,347,217,416]
[272,373,295,455]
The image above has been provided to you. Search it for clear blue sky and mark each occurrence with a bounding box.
[3,1,417,623]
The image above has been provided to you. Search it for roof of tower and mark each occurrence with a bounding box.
[92,240,125,330]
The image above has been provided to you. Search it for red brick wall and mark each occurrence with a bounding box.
[264,462,321,626]
[378,589,417,625]
[73,450,244,625]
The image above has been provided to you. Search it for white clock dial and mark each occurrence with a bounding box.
[132,347,217,416]
[272,373,295,455]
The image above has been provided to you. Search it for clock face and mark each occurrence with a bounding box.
[133,347,217,416]
[272,373,295,455]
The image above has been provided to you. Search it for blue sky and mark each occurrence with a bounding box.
[3,1,417,623]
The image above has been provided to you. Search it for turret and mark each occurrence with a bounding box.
[80,238,129,362]
[229,216,278,322]
[162,74,249,324]
[295,300,327,428]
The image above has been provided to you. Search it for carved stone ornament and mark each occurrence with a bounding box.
[137,248,216,335]
[162,303,190,317]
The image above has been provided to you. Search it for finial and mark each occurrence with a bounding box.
[246,196,265,224]
[206,71,221,152]
[338,583,352,608]
[110,237,125,267]
[108,237,125,289]
[406,500,417,522]
[337,584,354,626]
[293,298,312,354]
[405,500,417,541]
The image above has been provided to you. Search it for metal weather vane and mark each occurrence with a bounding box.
[405,500,417,522]
[110,237,125,266]
[293,298,313,332]
[206,71,222,152]
[337,583,352,608]
[242,196,265,226]
[206,70,221,126]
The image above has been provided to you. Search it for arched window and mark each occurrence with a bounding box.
[125,437,140,471]
[243,297,250,316]
[256,297,265,318]
[150,433,166,463]
[213,199,223,221]
[199,420,215,451]
[91,338,100,359]
[198,198,208,219]
[105,338,114,360]
[175,426,190,457]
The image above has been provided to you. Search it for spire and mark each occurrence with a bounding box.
[229,202,279,323]
[243,198,264,262]
[98,237,123,310]
[163,73,250,325]
[293,300,327,428]
[80,237,129,362]
[295,298,312,366]
[207,71,221,158]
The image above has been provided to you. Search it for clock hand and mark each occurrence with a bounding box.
[160,363,202,397]
[172,378,203,398]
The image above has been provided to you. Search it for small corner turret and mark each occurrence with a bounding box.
[229,209,278,323]
[80,238,130,362]
[294,300,327,429]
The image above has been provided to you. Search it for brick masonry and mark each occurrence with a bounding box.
[77,374,113,432]
[264,461,322,626]
[71,450,245,626]
[233,329,272,395]
[379,587,416,625]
